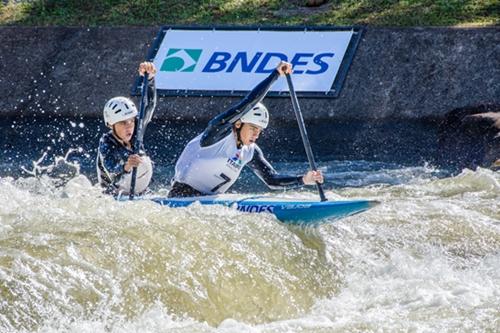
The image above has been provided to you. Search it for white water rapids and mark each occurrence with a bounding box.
[0,167,499,332]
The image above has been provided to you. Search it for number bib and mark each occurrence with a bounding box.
[173,132,255,194]
[116,156,153,195]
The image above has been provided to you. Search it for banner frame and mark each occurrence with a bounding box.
[131,25,363,99]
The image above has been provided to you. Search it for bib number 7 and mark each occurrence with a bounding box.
[211,173,231,193]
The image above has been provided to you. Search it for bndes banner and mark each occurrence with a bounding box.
[138,26,362,98]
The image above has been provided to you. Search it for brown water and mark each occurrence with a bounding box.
[0,167,499,332]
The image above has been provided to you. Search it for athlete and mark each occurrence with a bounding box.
[97,62,157,196]
[168,61,324,198]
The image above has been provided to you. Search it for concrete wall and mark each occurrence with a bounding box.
[0,26,498,121]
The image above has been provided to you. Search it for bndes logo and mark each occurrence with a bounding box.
[202,52,334,74]
[160,49,334,75]
[237,205,274,213]
[160,48,202,72]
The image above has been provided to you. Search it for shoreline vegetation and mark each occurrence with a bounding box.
[1,0,498,27]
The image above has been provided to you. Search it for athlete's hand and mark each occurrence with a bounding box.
[494,159,500,167]
[276,61,293,75]
[302,170,324,185]
[138,62,157,78]
[124,154,143,172]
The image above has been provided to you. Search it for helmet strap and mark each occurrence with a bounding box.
[233,123,243,148]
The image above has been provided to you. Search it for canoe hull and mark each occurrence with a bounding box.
[149,195,379,225]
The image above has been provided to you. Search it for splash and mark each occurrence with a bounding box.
[21,148,83,179]
[0,168,498,333]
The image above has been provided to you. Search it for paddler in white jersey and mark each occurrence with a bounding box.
[168,61,324,198]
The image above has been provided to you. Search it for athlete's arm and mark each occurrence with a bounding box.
[144,77,156,116]
[200,69,280,147]
[99,139,128,176]
[138,62,157,138]
[247,145,303,190]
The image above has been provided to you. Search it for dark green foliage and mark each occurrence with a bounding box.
[1,0,498,26]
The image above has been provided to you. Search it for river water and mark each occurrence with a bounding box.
[1,116,499,332]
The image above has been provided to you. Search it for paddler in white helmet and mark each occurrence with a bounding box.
[97,62,157,196]
[169,61,323,198]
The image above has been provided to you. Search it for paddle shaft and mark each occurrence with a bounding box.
[129,72,149,199]
[285,74,327,202]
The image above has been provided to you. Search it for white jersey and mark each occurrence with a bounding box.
[173,132,256,194]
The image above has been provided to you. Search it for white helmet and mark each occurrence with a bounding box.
[103,96,138,126]
[240,103,269,129]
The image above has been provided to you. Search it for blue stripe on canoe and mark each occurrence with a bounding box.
[149,196,379,225]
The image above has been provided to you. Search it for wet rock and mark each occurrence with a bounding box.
[438,104,500,170]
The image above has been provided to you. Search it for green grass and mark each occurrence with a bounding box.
[1,0,498,26]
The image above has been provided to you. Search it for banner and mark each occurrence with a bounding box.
[135,26,362,98]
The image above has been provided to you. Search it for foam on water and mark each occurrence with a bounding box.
[0,166,499,332]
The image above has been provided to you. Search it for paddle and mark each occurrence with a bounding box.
[129,72,149,199]
[285,73,327,202]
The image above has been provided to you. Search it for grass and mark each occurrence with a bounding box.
[0,0,498,26]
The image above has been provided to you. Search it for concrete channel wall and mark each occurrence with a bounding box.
[0,26,498,121]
